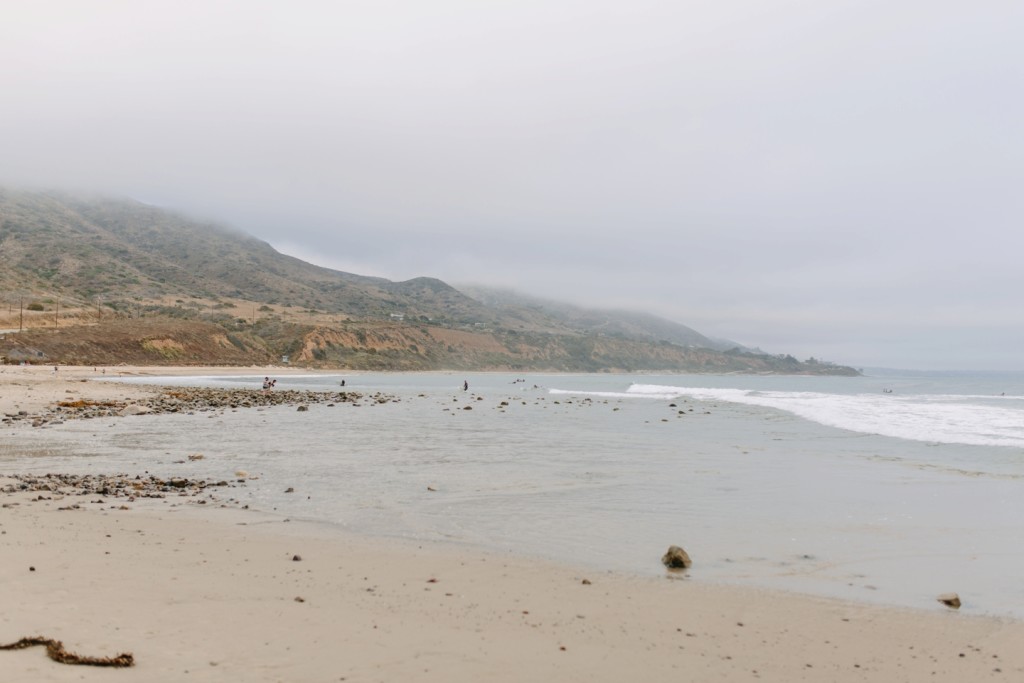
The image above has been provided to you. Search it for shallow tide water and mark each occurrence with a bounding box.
[4,371,1023,618]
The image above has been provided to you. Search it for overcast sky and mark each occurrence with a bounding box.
[2,1,1022,370]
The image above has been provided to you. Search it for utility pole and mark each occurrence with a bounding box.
[55,299,59,328]
[19,295,23,332]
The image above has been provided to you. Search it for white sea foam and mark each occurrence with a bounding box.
[623,384,1024,448]
[547,388,676,400]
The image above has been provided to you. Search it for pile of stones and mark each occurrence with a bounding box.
[3,387,398,428]
[0,472,233,500]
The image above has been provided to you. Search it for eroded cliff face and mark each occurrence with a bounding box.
[0,319,273,366]
[0,312,857,374]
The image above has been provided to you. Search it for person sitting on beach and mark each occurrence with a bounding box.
[262,377,272,391]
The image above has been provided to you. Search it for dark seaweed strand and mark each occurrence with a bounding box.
[0,637,134,667]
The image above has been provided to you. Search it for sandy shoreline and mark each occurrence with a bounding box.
[2,367,1023,681]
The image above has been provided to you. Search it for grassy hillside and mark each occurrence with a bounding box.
[0,188,858,375]
[0,189,490,323]
[458,285,736,351]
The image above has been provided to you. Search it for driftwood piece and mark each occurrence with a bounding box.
[0,636,134,667]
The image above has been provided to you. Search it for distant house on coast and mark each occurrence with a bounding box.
[2,348,47,363]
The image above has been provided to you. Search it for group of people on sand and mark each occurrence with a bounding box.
[262,377,277,391]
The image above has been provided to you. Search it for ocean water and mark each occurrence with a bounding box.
[4,371,1024,618]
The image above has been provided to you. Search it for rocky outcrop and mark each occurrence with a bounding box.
[1,473,233,501]
[3,387,398,428]
[662,545,693,569]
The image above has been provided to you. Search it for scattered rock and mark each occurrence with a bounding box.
[581,578,592,585]
[6,388,383,430]
[284,487,295,493]
[938,593,961,609]
[1,473,235,504]
[662,545,693,570]
[292,554,302,562]
[296,405,309,412]
[118,404,152,417]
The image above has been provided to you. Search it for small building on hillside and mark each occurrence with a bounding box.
[3,348,47,363]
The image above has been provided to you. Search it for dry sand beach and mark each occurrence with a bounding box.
[2,366,1022,682]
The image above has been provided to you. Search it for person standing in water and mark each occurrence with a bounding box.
[463,380,468,391]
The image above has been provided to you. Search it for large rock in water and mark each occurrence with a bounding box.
[662,545,692,569]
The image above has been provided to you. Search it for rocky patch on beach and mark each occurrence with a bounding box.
[1,473,234,503]
[2,387,396,428]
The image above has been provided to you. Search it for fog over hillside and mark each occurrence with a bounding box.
[2,2,1022,369]
[1,189,861,374]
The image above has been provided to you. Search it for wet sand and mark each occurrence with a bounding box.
[2,367,1023,681]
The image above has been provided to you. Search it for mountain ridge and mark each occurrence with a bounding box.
[456,285,740,352]
[0,188,858,375]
